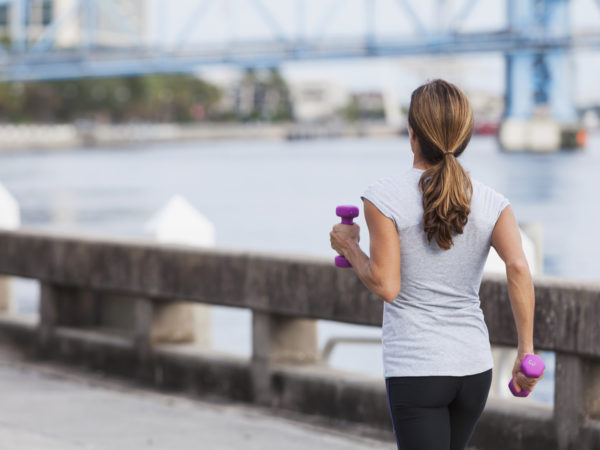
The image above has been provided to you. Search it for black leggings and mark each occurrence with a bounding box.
[385,369,492,450]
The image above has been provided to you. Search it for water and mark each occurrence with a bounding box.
[2,134,598,404]
[3,135,599,278]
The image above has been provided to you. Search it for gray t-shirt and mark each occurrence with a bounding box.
[361,167,509,377]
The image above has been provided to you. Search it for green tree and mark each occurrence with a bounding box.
[235,68,292,122]
[0,74,223,123]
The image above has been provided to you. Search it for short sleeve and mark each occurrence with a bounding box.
[360,178,398,227]
[492,191,510,223]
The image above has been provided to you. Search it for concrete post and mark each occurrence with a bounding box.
[39,283,59,349]
[102,293,204,345]
[134,297,153,362]
[38,283,99,346]
[554,353,600,449]
[251,311,318,405]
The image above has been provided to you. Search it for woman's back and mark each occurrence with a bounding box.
[362,166,509,377]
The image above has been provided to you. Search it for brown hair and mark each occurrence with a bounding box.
[408,79,474,250]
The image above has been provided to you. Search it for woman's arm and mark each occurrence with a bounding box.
[491,205,543,392]
[329,199,401,303]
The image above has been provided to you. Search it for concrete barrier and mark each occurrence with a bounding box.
[0,229,598,450]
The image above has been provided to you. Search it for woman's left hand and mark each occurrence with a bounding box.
[330,223,360,256]
[511,352,544,394]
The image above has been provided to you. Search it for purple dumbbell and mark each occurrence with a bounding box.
[508,354,545,397]
[334,205,359,268]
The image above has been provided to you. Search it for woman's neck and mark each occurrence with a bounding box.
[412,156,432,170]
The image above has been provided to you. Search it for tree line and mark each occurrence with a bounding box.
[0,70,294,124]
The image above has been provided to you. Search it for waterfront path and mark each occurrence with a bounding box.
[0,347,393,450]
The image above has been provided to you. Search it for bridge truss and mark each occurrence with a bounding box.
[0,0,596,81]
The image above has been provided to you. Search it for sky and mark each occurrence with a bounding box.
[142,0,600,104]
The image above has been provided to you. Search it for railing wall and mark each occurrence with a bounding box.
[0,229,598,450]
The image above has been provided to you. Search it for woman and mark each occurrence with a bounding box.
[330,79,544,450]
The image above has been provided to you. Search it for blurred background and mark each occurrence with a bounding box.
[0,0,599,407]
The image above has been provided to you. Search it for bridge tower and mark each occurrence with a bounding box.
[500,0,584,151]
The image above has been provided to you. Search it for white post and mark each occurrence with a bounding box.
[0,183,21,314]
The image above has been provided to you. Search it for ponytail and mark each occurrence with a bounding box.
[408,79,474,250]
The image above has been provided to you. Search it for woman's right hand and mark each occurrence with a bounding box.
[511,352,544,394]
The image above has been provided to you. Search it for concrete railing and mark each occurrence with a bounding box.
[0,229,598,450]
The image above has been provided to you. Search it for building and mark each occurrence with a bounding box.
[349,91,386,121]
[289,81,349,123]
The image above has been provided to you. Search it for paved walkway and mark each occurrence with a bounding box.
[0,350,393,450]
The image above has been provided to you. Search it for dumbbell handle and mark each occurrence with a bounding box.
[340,216,354,225]
[334,205,359,268]
[508,354,545,397]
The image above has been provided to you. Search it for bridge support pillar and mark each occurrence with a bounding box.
[251,311,318,405]
[501,0,585,151]
[554,352,600,449]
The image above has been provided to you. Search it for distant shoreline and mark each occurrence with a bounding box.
[0,122,405,152]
